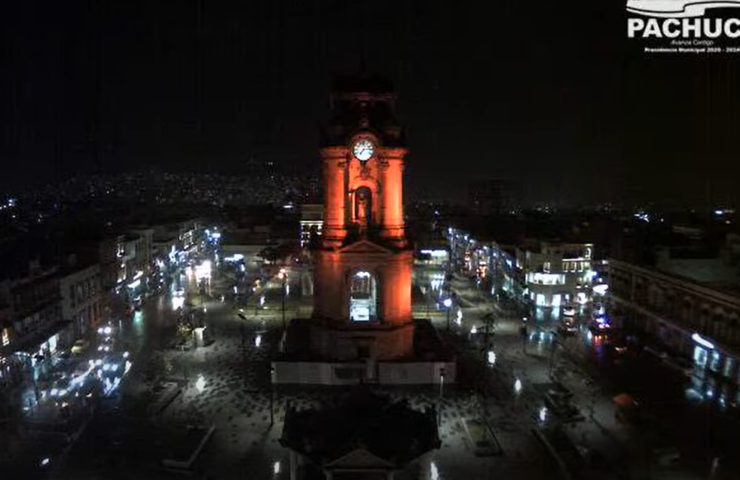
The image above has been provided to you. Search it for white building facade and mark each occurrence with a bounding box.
[59,262,101,337]
[520,242,596,308]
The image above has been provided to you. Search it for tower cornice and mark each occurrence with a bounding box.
[378,147,408,159]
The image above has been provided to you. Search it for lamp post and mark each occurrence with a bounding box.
[278,269,287,331]
[269,365,275,426]
[438,367,446,425]
[548,331,559,378]
[443,298,452,332]
[521,316,528,353]
[482,312,494,361]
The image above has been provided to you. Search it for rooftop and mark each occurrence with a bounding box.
[655,249,740,298]
[280,387,439,467]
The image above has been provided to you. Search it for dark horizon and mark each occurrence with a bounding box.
[2,1,739,207]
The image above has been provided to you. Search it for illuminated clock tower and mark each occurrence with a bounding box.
[310,75,414,361]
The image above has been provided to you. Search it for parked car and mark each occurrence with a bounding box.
[558,318,579,336]
[589,318,612,335]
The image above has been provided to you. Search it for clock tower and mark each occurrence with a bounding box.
[309,75,414,362]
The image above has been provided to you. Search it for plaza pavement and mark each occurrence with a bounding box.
[44,263,728,480]
[151,298,556,480]
[446,271,737,480]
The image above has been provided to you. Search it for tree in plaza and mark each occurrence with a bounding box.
[177,322,194,342]
[258,246,279,264]
[259,242,302,265]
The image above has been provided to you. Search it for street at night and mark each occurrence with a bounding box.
[3,2,740,479]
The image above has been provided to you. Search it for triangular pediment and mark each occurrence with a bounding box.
[325,448,395,469]
[338,240,393,255]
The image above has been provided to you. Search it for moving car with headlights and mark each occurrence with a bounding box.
[71,339,90,356]
[558,318,579,336]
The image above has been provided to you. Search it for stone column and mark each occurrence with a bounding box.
[321,147,347,246]
[378,251,412,325]
[379,148,407,242]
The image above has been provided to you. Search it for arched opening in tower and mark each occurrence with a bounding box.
[354,186,372,230]
[349,270,377,322]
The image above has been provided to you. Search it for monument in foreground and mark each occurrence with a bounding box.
[273,75,455,385]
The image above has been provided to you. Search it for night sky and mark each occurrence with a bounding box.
[2,1,739,206]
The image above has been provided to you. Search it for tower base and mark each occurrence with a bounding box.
[274,318,457,385]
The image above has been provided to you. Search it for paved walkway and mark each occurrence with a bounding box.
[446,267,739,480]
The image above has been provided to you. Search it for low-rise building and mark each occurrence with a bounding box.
[59,256,101,336]
[519,241,596,308]
[609,258,740,406]
[300,204,323,248]
[0,259,66,390]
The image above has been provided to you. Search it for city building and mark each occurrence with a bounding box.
[58,256,101,337]
[129,228,155,273]
[0,259,65,391]
[115,233,149,304]
[98,236,121,294]
[474,241,520,298]
[221,225,276,268]
[609,258,740,406]
[299,204,323,248]
[518,241,596,308]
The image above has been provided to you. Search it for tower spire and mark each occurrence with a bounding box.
[359,48,368,78]
[357,2,368,78]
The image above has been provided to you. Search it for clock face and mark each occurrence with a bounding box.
[353,139,374,161]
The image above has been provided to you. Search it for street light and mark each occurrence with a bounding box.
[430,461,440,480]
[443,298,452,332]
[438,367,446,424]
[487,350,496,366]
[278,269,287,330]
[520,316,529,353]
[539,406,548,424]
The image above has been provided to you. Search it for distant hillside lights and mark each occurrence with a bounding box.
[0,197,17,211]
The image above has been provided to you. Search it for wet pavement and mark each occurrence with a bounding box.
[443,267,740,480]
[9,258,737,480]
